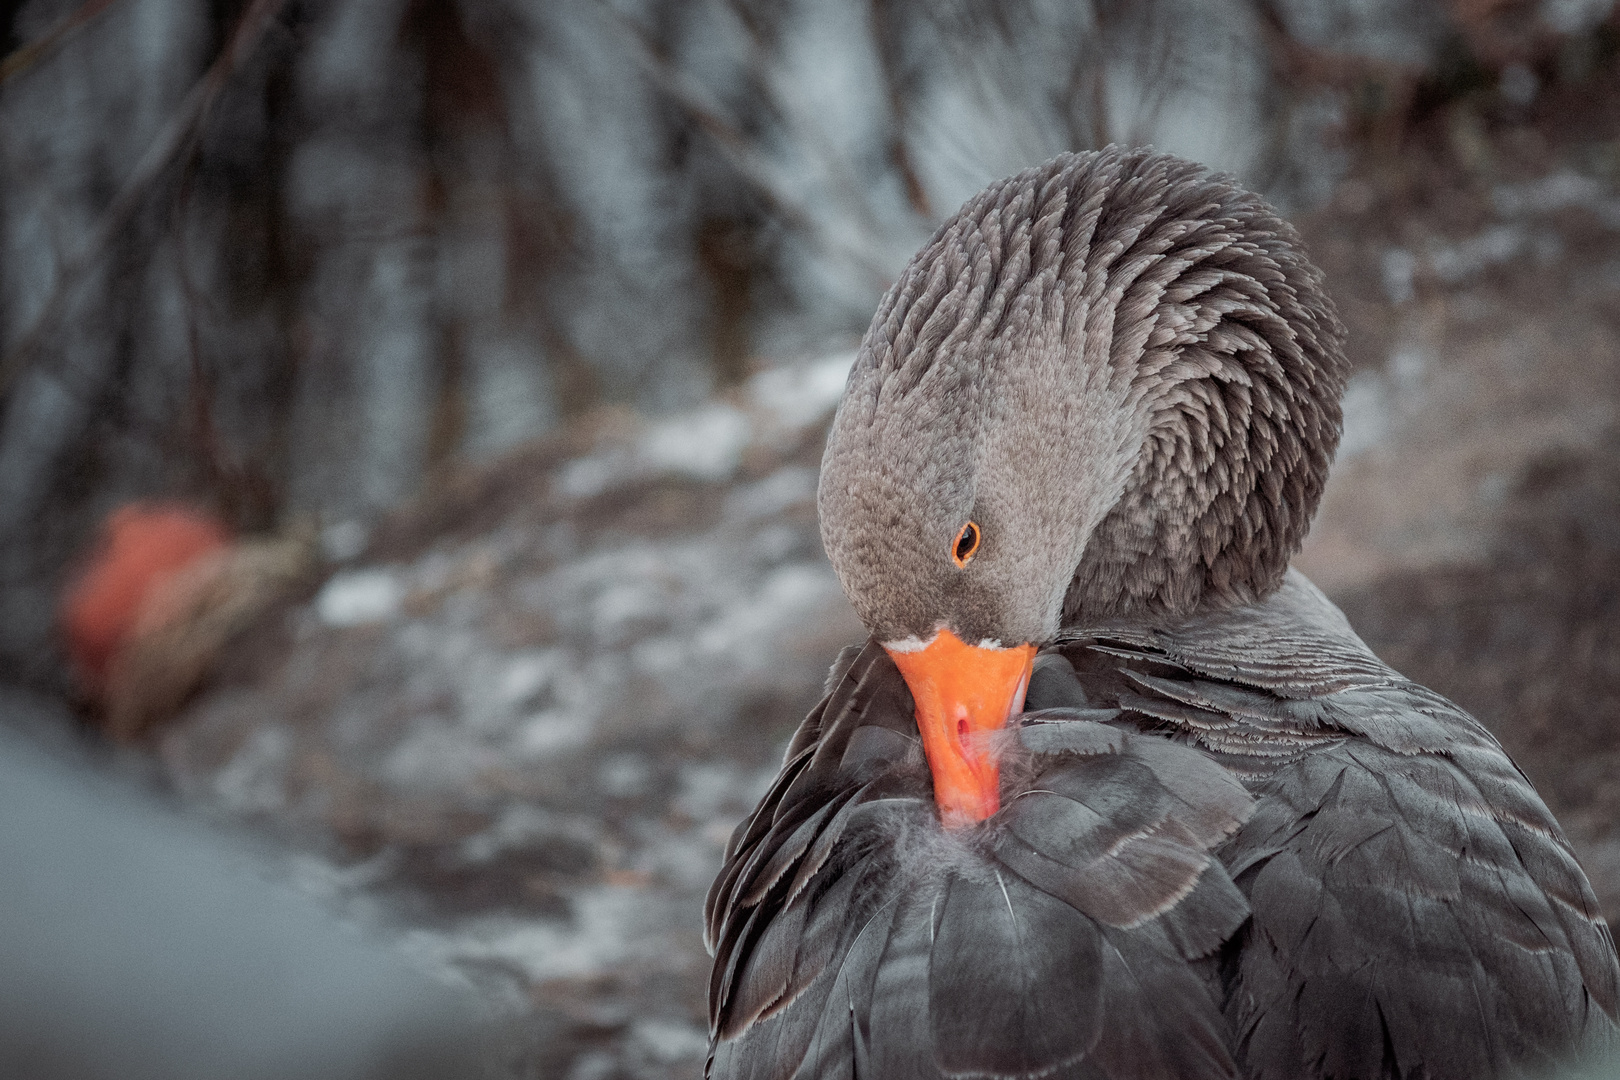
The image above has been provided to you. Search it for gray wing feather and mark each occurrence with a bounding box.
[1074,573,1620,1079]
[928,871,1106,1076]
[711,571,1620,1079]
[709,641,1249,1080]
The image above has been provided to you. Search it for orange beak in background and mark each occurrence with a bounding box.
[885,630,1036,829]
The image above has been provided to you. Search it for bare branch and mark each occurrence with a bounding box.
[0,0,127,85]
[595,0,899,294]
[0,0,292,399]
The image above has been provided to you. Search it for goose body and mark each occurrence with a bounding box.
[704,148,1620,1079]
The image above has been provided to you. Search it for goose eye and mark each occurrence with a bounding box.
[952,521,981,567]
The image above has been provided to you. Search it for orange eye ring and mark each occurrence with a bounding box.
[952,521,981,567]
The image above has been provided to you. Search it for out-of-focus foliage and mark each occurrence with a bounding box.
[0,0,1612,683]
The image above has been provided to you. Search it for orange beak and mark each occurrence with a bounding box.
[885,630,1036,829]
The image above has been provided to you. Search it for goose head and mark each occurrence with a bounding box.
[817,147,1348,827]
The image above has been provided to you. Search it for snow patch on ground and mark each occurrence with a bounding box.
[1493,171,1620,226]
[554,354,853,499]
[640,403,752,481]
[405,883,681,984]
[212,726,292,814]
[748,353,854,429]
[630,1019,709,1064]
[1338,343,1432,461]
[315,567,405,626]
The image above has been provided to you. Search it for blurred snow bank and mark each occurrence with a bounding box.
[121,352,864,1076]
[557,352,853,498]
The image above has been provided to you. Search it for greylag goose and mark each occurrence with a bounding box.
[703,147,1620,1080]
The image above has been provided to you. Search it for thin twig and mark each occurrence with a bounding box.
[596,0,899,292]
[0,0,127,85]
[721,0,916,245]
[0,0,291,399]
[1251,0,1420,91]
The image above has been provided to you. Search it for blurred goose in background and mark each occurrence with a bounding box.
[704,147,1620,1080]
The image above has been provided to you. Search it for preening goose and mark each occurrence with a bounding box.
[704,146,1620,1080]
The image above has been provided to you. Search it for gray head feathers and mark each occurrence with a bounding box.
[818,146,1348,645]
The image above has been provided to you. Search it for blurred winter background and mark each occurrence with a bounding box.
[2,0,1620,1076]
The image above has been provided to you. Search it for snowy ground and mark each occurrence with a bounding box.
[146,355,862,1078]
